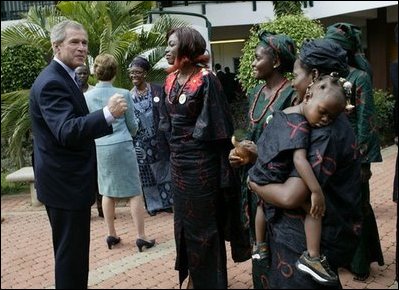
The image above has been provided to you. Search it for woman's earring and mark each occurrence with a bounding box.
[305,81,314,94]
[273,65,279,69]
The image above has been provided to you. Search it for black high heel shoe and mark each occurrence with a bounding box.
[106,236,121,249]
[136,238,155,252]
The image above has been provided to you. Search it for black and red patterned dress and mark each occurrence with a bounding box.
[248,111,310,186]
[159,67,235,288]
[263,114,363,288]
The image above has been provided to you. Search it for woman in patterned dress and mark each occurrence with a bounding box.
[325,23,384,281]
[160,26,236,288]
[247,39,363,289]
[129,56,173,216]
[228,31,297,288]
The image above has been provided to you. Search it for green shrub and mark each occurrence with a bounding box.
[373,89,396,147]
[1,45,47,94]
[1,173,29,195]
[237,14,325,94]
[1,44,43,168]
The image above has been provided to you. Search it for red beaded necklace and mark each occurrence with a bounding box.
[249,78,288,124]
[167,68,197,104]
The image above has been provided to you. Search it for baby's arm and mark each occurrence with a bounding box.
[293,148,325,219]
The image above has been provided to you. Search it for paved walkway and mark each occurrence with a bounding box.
[1,145,398,289]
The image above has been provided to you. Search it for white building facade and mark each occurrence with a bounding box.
[154,1,398,90]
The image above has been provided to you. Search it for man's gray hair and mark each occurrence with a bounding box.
[50,20,87,44]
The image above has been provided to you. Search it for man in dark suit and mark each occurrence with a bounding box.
[29,20,127,289]
[224,66,238,103]
[391,23,398,283]
[214,63,226,89]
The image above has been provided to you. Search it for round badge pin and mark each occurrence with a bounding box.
[266,114,274,124]
[178,94,187,104]
[153,96,160,103]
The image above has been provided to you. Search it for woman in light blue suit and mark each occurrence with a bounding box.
[85,54,155,251]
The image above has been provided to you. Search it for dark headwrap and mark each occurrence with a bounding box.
[299,38,349,77]
[258,31,297,73]
[128,56,150,72]
[325,22,372,77]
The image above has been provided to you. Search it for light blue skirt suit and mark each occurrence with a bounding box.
[85,82,142,198]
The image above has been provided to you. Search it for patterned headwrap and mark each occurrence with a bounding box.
[128,56,150,72]
[325,22,372,77]
[299,38,349,77]
[258,31,297,73]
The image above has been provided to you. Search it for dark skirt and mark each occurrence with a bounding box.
[257,211,344,289]
[171,151,228,289]
[350,176,385,276]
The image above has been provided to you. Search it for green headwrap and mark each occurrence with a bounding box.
[325,22,373,78]
[258,31,297,73]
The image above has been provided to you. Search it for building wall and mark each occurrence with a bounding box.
[158,1,398,90]
[303,1,397,20]
[158,1,398,28]
[211,42,245,73]
[2,1,398,90]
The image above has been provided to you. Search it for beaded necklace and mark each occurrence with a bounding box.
[249,79,288,124]
[134,86,149,98]
[132,83,151,111]
[167,68,197,104]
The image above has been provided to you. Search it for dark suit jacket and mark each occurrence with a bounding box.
[391,61,398,134]
[216,70,226,88]
[29,60,113,210]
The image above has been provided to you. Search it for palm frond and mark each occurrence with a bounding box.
[146,47,169,83]
[124,15,187,64]
[1,22,48,52]
[107,1,151,28]
[26,5,64,31]
[98,27,137,62]
[1,90,30,136]
[1,90,31,167]
[150,14,188,34]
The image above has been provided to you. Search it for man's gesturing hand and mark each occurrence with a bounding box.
[107,93,127,118]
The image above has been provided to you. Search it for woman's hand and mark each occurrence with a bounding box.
[230,137,258,166]
[309,192,325,219]
[228,148,245,168]
[248,179,258,192]
[240,140,258,164]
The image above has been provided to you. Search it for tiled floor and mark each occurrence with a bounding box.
[1,145,397,289]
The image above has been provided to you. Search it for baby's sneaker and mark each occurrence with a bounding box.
[295,251,338,286]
